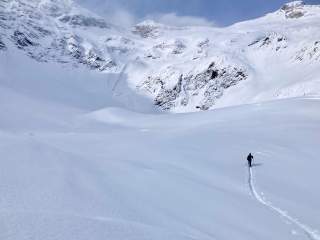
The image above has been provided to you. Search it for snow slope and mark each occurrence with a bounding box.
[0,89,319,239]
[0,1,320,239]
[249,167,320,240]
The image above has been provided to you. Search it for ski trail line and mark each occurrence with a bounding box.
[248,167,320,240]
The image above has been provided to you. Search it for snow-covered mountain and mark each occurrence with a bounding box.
[1,1,320,240]
[1,0,320,112]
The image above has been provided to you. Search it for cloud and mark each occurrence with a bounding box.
[147,12,216,27]
[77,0,216,28]
[77,0,138,27]
[103,8,137,28]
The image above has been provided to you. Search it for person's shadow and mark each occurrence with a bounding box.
[251,163,263,167]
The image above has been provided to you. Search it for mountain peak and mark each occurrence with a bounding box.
[280,1,306,18]
[281,1,305,9]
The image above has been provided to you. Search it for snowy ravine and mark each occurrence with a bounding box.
[1,0,320,112]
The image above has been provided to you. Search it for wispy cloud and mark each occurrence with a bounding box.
[77,0,302,27]
[147,12,216,27]
[76,0,215,28]
[104,8,137,27]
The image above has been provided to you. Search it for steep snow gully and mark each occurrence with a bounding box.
[248,167,320,240]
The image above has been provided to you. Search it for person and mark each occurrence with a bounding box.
[247,153,254,167]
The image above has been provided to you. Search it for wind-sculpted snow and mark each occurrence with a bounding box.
[0,0,320,112]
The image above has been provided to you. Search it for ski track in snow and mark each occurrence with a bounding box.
[248,167,320,240]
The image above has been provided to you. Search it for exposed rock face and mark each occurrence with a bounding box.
[58,34,116,71]
[248,32,288,51]
[1,0,320,112]
[0,31,6,51]
[132,21,163,38]
[105,36,134,55]
[145,39,187,59]
[0,0,120,71]
[59,14,110,28]
[295,41,320,61]
[139,62,247,111]
[281,1,305,11]
[281,1,305,18]
[0,40,6,50]
[12,30,38,49]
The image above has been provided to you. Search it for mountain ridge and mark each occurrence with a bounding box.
[0,0,320,112]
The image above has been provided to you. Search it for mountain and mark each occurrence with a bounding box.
[1,0,320,112]
[1,1,320,240]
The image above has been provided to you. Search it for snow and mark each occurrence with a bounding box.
[248,167,320,240]
[1,83,320,239]
[2,0,320,112]
[1,50,320,239]
[1,1,320,239]
[281,1,305,10]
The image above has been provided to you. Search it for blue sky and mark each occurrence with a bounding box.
[77,0,320,26]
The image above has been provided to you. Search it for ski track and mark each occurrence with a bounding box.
[248,167,320,240]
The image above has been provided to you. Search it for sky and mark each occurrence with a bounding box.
[77,0,320,27]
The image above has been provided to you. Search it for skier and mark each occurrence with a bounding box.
[247,153,254,167]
